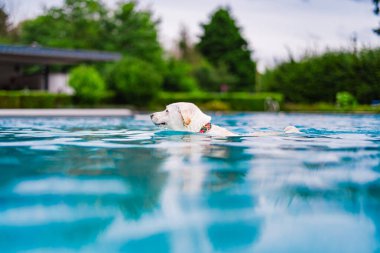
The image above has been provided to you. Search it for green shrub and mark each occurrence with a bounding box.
[262,48,380,104]
[0,91,20,108]
[201,100,230,111]
[283,103,337,112]
[107,56,163,106]
[0,91,72,108]
[20,92,56,108]
[336,91,357,109]
[192,60,238,92]
[283,102,380,113]
[151,92,283,111]
[163,58,199,92]
[192,60,217,91]
[69,65,106,105]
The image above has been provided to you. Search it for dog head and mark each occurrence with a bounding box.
[150,102,211,132]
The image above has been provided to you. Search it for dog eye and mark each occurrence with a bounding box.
[165,109,169,113]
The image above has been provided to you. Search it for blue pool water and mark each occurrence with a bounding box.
[0,113,380,253]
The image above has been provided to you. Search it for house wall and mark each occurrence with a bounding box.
[48,73,74,95]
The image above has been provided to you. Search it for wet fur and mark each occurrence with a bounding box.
[151,102,299,137]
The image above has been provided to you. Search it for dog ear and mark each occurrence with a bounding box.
[179,108,193,127]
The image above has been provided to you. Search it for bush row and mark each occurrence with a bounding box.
[261,48,380,104]
[151,92,283,111]
[283,103,380,113]
[0,90,283,111]
[0,91,72,108]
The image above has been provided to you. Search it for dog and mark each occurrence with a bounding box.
[150,102,299,137]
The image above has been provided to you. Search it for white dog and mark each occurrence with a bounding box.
[150,102,299,137]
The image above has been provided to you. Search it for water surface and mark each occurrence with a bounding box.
[0,113,380,253]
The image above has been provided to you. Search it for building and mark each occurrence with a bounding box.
[0,44,121,94]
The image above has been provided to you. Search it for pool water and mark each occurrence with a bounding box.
[0,113,380,253]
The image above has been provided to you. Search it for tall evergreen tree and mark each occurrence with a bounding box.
[197,7,256,91]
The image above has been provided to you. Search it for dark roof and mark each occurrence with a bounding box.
[0,44,121,64]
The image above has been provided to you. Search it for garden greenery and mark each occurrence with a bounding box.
[261,48,380,104]
[1,1,380,110]
[69,65,106,105]
[107,56,163,106]
[336,91,357,109]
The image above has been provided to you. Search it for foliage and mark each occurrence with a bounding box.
[212,62,239,91]
[0,90,71,108]
[0,4,9,37]
[105,1,163,67]
[171,26,215,91]
[0,4,17,43]
[18,0,164,106]
[20,0,108,49]
[374,0,380,35]
[336,91,357,109]
[176,25,205,65]
[107,56,163,106]
[173,26,240,92]
[197,7,256,91]
[19,0,163,67]
[191,59,219,91]
[261,48,380,104]
[283,103,380,113]
[283,103,344,112]
[202,100,231,111]
[163,58,199,92]
[191,61,239,92]
[151,92,283,111]
[69,65,106,104]
[178,26,195,63]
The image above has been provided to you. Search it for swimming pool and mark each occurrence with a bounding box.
[0,113,379,253]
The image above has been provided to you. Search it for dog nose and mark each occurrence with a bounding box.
[150,114,154,119]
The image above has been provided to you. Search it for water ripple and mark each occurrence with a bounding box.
[0,113,379,252]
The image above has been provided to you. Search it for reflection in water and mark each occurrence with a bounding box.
[0,114,379,252]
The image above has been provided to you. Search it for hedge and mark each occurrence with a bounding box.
[0,90,283,111]
[283,103,380,113]
[0,91,72,108]
[261,48,380,104]
[151,92,283,111]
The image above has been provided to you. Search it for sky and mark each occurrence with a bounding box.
[3,0,380,70]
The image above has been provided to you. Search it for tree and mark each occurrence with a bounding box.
[19,0,163,67]
[177,25,202,64]
[170,25,239,92]
[106,1,163,67]
[373,0,380,35]
[0,3,10,41]
[20,0,108,49]
[197,7,256,91]
[17,0,165,105]
[0,5,8,35]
